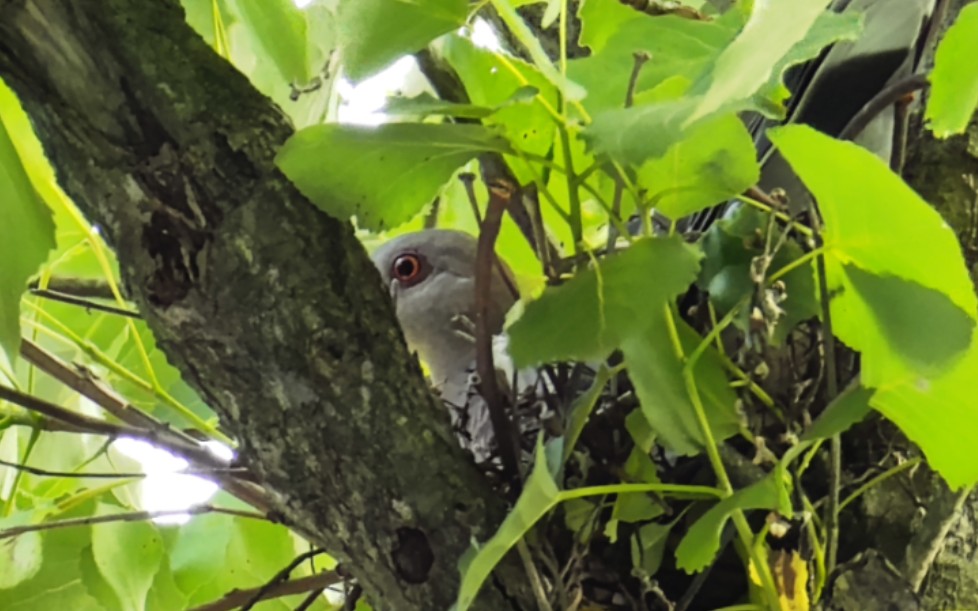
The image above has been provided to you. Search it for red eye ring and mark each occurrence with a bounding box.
[391,254,424,285]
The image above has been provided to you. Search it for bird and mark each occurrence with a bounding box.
[370,228,518,398]
[371,229,522,462]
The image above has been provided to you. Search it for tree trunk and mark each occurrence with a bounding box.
[0,1,527,608]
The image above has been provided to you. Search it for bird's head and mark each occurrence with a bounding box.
[370,229,517,387]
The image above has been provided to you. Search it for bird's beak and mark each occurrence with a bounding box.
[387,278,399,302]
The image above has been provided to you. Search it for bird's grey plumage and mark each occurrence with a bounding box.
[371,229,516,391]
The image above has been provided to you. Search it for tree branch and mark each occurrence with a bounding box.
[0,1,525,608]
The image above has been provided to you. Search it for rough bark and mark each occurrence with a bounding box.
[0,1,526,608]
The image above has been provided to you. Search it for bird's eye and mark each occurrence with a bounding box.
[391,254,426,286]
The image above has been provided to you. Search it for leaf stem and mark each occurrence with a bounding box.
[669,304,782,610]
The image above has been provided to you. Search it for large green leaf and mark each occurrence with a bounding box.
[583,89,696,166]
[687,0,832,123]
[638,113,758,219]
[230,0,311,82]
[168,513,320,608]
[771,124,978,488]
[91,504,164,611]
[926,3,978,137]
[441,35,558,183]
[0,82,57,364]
[871,342,978,490]
[276,123,511,230]
[770,125,977,385]
[337,0,468,81]
[168,513,235,604]
[507,236,702,366]
[622,309,740,456]
[455,441,560,611]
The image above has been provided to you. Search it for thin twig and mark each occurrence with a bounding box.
[607,52,649,252]
[475,178,523,482]
[19,339,273,512]
[892,91,913,174]
[293,587,326,611]
[838,73,930,142]
[189,572,341,611]
[0,457,246,480]
[28,277,116,300]
[808,202,841,573]
[460,172,483,225]
[28,288,141,318]
[0,504,268,540]
[241,548,329,611]
[517,540,555,611]
[0,384,157,438]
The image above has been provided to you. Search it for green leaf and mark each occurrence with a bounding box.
[382,93,496,119]
[771,124,978,489]
[507,236,702,366]
[573,4,740,115]
[441,35,557,182]
[561,364,613,466]
[0,527,42,589]
[770,125,977,385]
[229,0,311,82]
[169,514,311,607]
[675,476,782,573]
[687,0,832,123]
[455,440,560,611]
[844,265,974,375]
[382,87,538,120]
[621,309,740,456]
[485,0,586,101]
[168,514,235,604]
[0,504,102,610]
[639,113,759,219]
[631,519,675,576]
[0,82,57,364]
[337,0,468,81]
[91,504,164,611]
[926,3,978,137]
[753,10,862,114]
[801,384,872,443]
[276,123,511,231]
[584,89,696,166]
